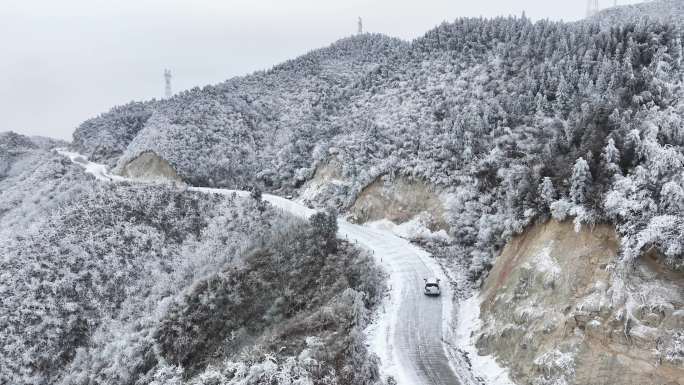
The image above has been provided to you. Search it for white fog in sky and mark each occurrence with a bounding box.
[1,0,645,140]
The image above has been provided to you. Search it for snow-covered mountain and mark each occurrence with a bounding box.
[74,4,684,277]
[3,1,684,384]
[72,34,408,187]
[593,0,684,26]
[0,139,384,384]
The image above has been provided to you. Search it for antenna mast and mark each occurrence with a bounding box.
[164,69,172,98]
[358,17,363,34]
[586,0,600,17]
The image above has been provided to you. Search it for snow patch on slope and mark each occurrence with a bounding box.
[298,177,349,202]
[56,149,127,182]
[456,295,516,385]
[531,244,560,277]
[367,218,451,242]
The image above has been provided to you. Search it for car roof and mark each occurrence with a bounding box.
[425,279,439,285]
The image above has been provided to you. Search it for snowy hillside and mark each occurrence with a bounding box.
[3,1,684,384]
[72,34,408,187]
[0,131,66,180]
[0,140,385,385]
[73,5,684,276]
[593,0,684,26]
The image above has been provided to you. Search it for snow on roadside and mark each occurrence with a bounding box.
[337,222,416,385]
[366,217,482,385]
[367,218,451,242]
[363,252,409,385]
[370,215,514,385]
[456,295,516,385]
[55,149,127,183]
[54,150,317,221]
[56,149,507,385]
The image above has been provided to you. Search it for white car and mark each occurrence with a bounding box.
[424,278,441,296]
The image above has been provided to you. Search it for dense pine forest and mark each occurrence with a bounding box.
[1,135,384,384]
[3,1,684,384]
[74,3,684,277]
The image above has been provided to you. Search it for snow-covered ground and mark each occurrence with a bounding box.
[368,217,515,385]
[57,149,127,182]
[455,296,516,385]
[56,149,513,385]
[367,218,451,243]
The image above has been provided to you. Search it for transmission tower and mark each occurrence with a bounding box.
[164,69,172,98]
[586,0,600,17]
[358,17,363,34]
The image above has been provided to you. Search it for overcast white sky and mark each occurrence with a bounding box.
[1,0,645,140]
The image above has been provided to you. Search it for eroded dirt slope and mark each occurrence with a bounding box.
[349,175,447,231]
[118,151,183,183]
[477,220,683,385]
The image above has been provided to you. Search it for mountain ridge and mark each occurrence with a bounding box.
[70,4,684,276]
[3,2,684,384]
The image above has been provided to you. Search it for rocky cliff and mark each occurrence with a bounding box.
[117,151,184,184]
[349,175,447,231]
[476,220,684,385]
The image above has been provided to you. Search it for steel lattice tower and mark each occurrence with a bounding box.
[587,0,600,17]
[164,69,172,99]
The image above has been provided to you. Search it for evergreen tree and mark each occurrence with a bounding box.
[570,157,592,204]
[623,129,643,167]
[309,209,339,253]
[601,137,621,176]
[660,181,684,214]
[554,75,572,118]
[534,92,550,115]
[539,177,556,207]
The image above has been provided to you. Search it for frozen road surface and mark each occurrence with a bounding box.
[57,149,471,385]
[338,222,464,385]
[258,194,467,385]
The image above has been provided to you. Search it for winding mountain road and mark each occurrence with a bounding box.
[258,194,467,385]
[57,149,470,385]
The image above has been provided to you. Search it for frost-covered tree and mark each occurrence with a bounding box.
[310,209,339,253]
[554,75,573,118]
[660,181,684,214]
[570,158,592,204]
[601,137,621,176]
[63,2,684,279]
[539,177,557,207]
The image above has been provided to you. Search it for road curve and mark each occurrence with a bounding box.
[338,221,461,385]
[55,151,464,385]
[260,194,463,385]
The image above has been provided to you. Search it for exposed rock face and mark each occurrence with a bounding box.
[349,175,447,231]
[119,151,183,184]
[477,220,684,385]
[298,159,352,209]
